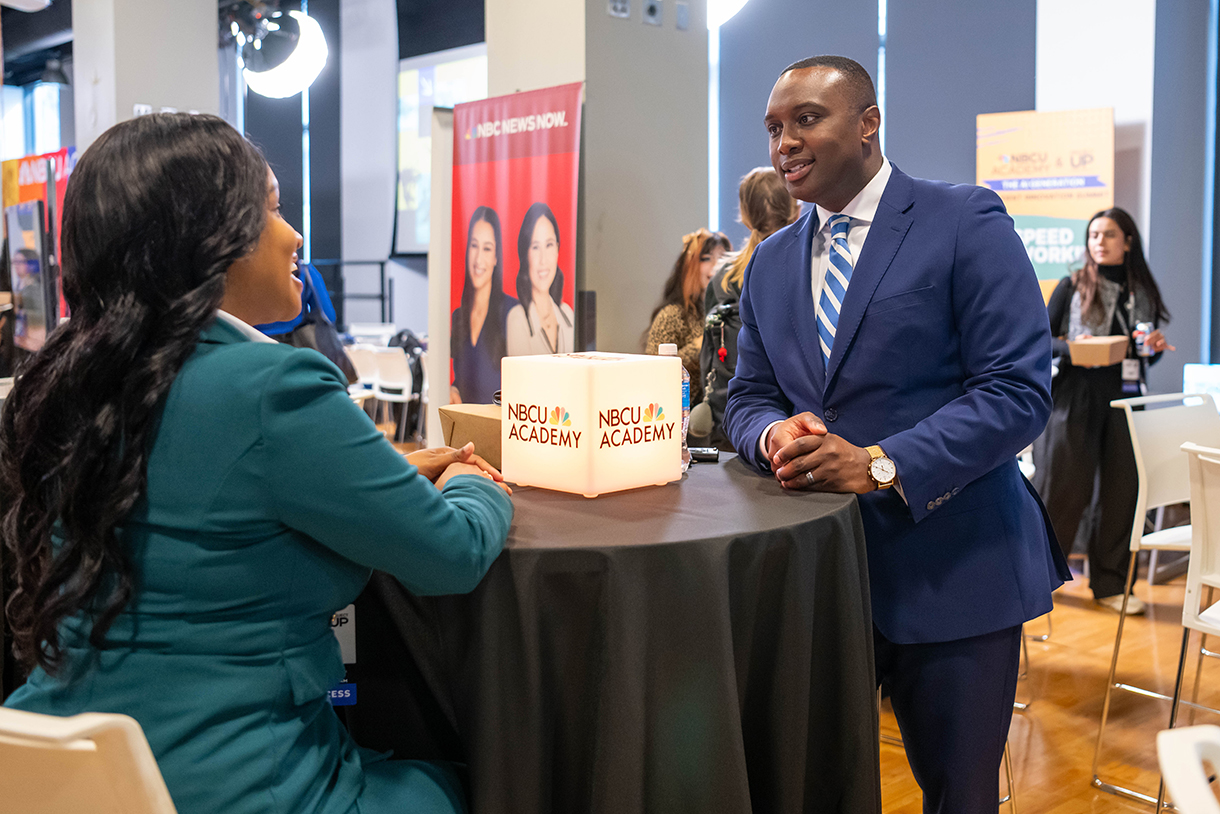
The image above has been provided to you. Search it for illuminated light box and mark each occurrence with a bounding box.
[501,353,682,497]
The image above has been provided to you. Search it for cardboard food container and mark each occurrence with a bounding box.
[1067,336,1128,367]
[501,352,682,498]
[438,403,502,470]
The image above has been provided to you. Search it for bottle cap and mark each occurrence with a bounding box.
[658,343,678,356]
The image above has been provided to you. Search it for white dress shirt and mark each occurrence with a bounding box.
[216,310,277,344]
[810,157,892,327]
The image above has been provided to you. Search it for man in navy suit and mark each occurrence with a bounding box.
[724,55,1069,812]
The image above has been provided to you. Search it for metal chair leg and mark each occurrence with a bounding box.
[999,741,1017,812]
[394,401,408,443]
[1019,624,1029,680]
[1095,566,1214,807]
[1092,554,1156,804]
[1024,612,1052,642]
[1156,626,1193,811]
[1187,588,1215,727]
[1013,623,1031,711]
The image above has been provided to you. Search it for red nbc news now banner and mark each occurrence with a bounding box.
[449,83,582,402]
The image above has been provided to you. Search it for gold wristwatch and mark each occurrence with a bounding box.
[866,445,896,490]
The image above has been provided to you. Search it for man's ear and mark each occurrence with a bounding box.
[860,105,881,143]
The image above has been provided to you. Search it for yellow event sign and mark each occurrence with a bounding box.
[976,108,1114,282]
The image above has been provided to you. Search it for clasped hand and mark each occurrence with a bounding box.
[767,412,874,494]
[407,442,513,495]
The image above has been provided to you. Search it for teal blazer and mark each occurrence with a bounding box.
[6,318,513,813]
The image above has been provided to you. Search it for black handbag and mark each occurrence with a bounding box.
[279,269,358,385]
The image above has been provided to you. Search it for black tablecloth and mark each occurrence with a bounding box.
[343,455,880,814]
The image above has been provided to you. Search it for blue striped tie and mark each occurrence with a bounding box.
[817,214,853,368]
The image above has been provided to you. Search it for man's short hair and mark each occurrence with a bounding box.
[781,56,877,112]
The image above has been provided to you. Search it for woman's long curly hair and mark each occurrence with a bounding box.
[0,113,270,674]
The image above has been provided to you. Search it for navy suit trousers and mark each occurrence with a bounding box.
[876,624,1022,814]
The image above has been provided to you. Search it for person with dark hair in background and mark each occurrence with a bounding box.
[644,228,730,407]
[1032,207,1174,614]
[0,113,512,814]
[723,55,1068,812]
[695,168,800,446]
[10,248,47,351]
[506,202,574,356]
[450,206,517,403]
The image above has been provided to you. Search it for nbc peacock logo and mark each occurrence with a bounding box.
[598,402,675,448]
[550,407,571,426]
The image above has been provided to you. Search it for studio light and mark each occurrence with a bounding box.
[0,1,52,11]
[707,0,750,29]
[241,10,328,99]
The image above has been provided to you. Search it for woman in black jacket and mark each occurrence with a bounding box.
[1032,207,1174,614]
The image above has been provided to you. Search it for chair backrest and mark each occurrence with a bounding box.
[1182,442,1220,638]
[373,348,413,391]
[347,323,397,347]
[0,708,177,814]
[346,345,380,386]
[1112,393,1220,550]
[1157,724,1220,813]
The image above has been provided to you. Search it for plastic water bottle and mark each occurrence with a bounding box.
[659,343,691,471]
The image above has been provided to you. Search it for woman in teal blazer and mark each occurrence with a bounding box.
[1,114,513,814]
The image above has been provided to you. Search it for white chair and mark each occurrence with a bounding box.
[1156,445,1220,810]
[345,344,379,405]
[0,707,177,813]
[347,323,397,347]
[1094,393,1220,805]
[1157,725,1220,814]
[371,347,416,443]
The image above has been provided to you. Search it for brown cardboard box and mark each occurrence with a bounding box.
[438,403,502,469]
[1067,336,1128,367]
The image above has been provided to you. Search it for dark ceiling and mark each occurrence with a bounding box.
[397,0,482,60]
[2,0,72,86]
[2,0,487,86]
[1,0,71,59]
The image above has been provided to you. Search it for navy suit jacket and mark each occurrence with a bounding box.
[725,165,1069,644]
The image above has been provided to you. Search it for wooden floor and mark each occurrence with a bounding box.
[879,561,1219,813]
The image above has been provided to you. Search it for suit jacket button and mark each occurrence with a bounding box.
[943,491,952,500]
[927,501,936,511]
[824,408,838,422]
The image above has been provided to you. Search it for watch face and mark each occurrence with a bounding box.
[870,456,896,484]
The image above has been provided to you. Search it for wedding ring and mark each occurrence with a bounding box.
[805,471,815,486]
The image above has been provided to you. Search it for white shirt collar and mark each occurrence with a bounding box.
[215,310,277,344]
[814,156,892,232]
